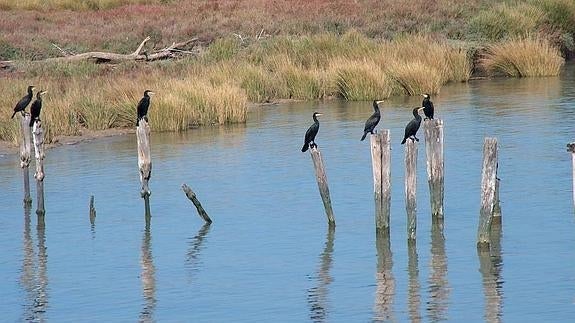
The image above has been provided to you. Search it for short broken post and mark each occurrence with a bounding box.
[32,120,45,216]
[370,130,391,230]
[137,119,152,215]
[89,195,96,225]
[310,146,335,225]
[19,113,33,205]
[424,119,444,219]
[405,140,417,240]
[567,143,575,207]
[182,184,212,224]
[477,137,498,248]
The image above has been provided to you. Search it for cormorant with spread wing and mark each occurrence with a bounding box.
[301,112,323,152]
[11,85,35,119]
[361,100,384,141]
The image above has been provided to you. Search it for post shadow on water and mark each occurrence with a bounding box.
[477,221,504,323]
[373,229,395,322]
[20,205,49,322]
[427,218,450,322]
[140,209,156,323]
[307,225,335,323]
[408,239,422,323]
[186,223,212,282]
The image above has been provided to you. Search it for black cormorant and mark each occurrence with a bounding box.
[136,90,154,126]
[29,90,47,127]
[11,85,35,119]
[301,112,323,152]
[422,93,434,120]
[361,100,384,141]
[401,107,424,144]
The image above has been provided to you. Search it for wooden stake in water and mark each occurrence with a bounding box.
[370,130,391,230]
[137,119,152,208]
[32,120,45,216]
[89,195,96,225]
[477,137,498,247]
[405,140,417,240]
[19,113,33,205]
[182,183,212,224]
[310,146,335,225]
[424,119,444,219]
[567,143,575,207]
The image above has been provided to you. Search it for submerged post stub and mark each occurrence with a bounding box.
[567,143,575,207]
[19,113,33,205]
[405,139,417,240]
[182,183,212,224]
[424,119,444,219]
[477,137,498,247]
[137,119,152,199]
[89,195,96,225]
[310,146,335,225]
[32,120,45,216]
[370,130,391,230]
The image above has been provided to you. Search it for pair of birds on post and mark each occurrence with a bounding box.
[301,94,435,152]
[10,85,48,127]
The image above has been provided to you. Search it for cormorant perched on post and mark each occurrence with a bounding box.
[361,100,384,141]
[401,107,424,144]
[29,90,47,127]
[136,90,154,126]
[301,112,323,152]
[422,93,434,120]
[11,85,35,119]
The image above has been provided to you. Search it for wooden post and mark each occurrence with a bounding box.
[310,146,335,225]
[182,184,212,224]
[89,195,96,225]
[492,176,501,223]
[371,130,391,230]
[567,143,575,206]
[32,121,45,216]
[405,140,417,240]
[424,119,444,219]
[19,113,32,205]
[137,119,152,207]
[477,137,498,247]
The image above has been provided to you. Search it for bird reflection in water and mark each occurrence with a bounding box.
[186,223,212,283]
[408,239,422,323]
[373,229,395,322]
[427,218,450,322]
[20,207,49,322]
[477,221,504,323]
[307,225,335,323]
[139,213,156,323]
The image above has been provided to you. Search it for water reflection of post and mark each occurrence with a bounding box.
[373,229,395,322]
[20,205,35,322]
[477,221,504,323]
[140,215,156,323]
[35,214,49,320]
[427,218,449,322]
[408,240,421,323]
[186,224,211,281]
[307,225,335,323]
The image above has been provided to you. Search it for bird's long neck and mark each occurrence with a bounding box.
[413,110,421,120]
[374,105,380,114]
[313,115,319,123]
[27,88,33,98]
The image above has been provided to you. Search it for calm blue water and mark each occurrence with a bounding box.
[1,65,574,322]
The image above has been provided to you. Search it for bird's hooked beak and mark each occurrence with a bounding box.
[316,113,323,116]
[376,100,385,105]
[418,107,424,111]
[41,90,47,95]
[421,93,429,98]
[148,91,155,96]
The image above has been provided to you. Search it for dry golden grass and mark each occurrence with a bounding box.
[481,37,564,77]
[0,0,157,10]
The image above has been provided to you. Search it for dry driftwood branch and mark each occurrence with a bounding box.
[41,36,202,64]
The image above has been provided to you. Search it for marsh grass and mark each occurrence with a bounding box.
[0,0,160,11]
[481,36,564,77]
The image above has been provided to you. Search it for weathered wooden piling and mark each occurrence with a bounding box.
[19,113,33,205]
[89,195,96,225]
[567,143,575,206]
[310,146,335,225]
[32,121,45,216]
[424,119,444,219]
[370,130,391,230]
[477,137,498,247]
[405,139,417,240]
[182,183,212,224]
[137,119,152,207]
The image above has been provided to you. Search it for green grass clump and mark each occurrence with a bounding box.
[331,58,395,100]
[481,36,564,77]
[468,3,545,41]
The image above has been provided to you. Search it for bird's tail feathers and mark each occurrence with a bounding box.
[361,132,367,141]
[401,137,407,144]
[10,111,16,119]
[29,118,35,127]
[301,143,309,152]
